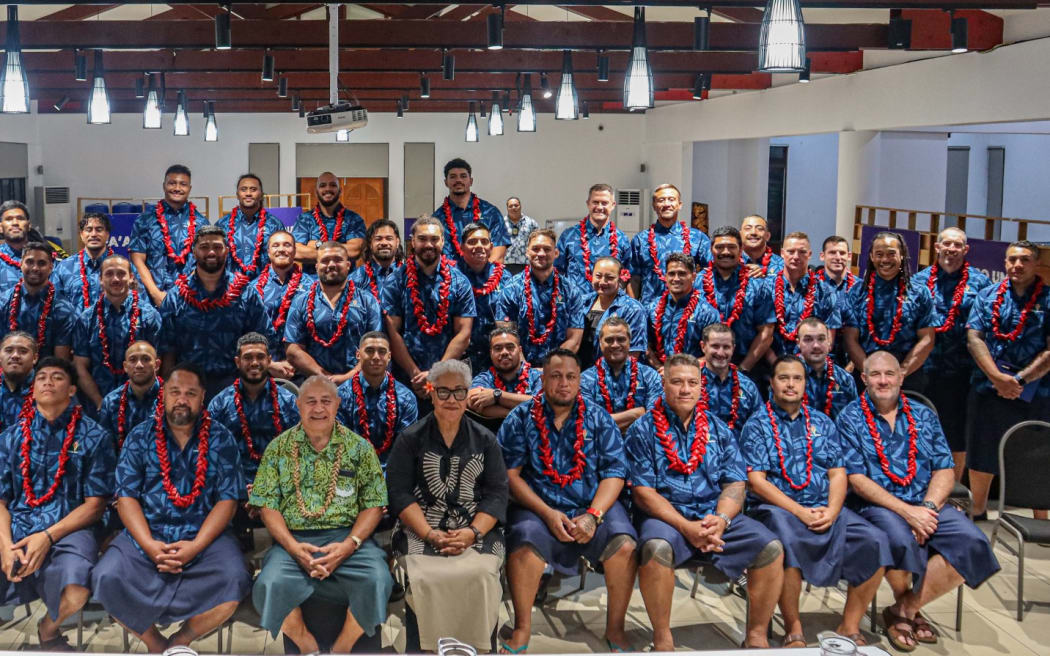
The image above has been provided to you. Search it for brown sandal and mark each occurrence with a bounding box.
[840,632,869,647]
[782,634,807,648]
[881,607,917,652]
[910,613,938,644]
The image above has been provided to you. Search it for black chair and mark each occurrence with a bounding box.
[989,420,1050,622]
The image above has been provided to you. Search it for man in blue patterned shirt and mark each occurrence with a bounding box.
[580,257,647,369]
[253,230,311,380]
[580,317,662,432]
[433,158,509,265]
[52,212,114,310]
[468,327,542,421]
[698,323,761,441]
[0,357,115,650]
[740,215,785,277]
[0,241,75,360]
[767,232,841,357]
[0,201,32,294]
[220,174,286,279]
[459,223,508,374]
[92,362,250,653]
[99,341,163,452]
[797,318,857,420]
[349,219,403,307]
[285,241,381,384]
[502,196,537,275]
[646,253,719,368]
[292,172,366,269]
[0,331,36,431]
[629,185,711,301]
[129,164,210,306]
[556,184,632,296]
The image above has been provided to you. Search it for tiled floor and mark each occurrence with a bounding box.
[3,510,1050,654]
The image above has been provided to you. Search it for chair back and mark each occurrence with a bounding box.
[112,202,143,214]
[84,202,110,214]
[273,378,299,396]
[902,390,938,417]
[997,420,1050,512]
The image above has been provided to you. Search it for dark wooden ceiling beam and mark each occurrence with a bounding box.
[25,0,1039,8]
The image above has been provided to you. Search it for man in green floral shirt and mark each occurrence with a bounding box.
[251,375,392,653]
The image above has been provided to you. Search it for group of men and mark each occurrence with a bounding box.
[0,154,1028,652]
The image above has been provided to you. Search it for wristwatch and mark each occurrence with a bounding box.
[348,534,363,548]
[716,512,733,529]
[469,526,483,544]
[922,500,938,512]
[1014,373,1027,386]
[492,388,503,405]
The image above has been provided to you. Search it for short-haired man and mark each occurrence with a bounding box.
[556,183,631,295]
[92,363,250,652]
[292,172,366,268]
[0,331,37,430]
[73,255,163,409]
[98,341,163,451]
[837,352,1000,651]
[743,355,890,647]
[251,375,393,654]
[349,219,404,305]
[629,184,711,301]
[580,317,662,432]
[0,241,75,360]
[817,235,857,295]
[768,231,841,357]
[0,357,115,650]
[503,196,538,275]
[433,158,510,264]
[627,353,784,650]
[52,212,114,309]
[0,200,34,293]
[497,349,637,653]
[129,164,210,306]
[336,332,418,466]
[458,222,509,373]
[253,230,312,380]
[221,173,286,279]
[699,323,761,440]
[797,318,857,419]
[580,256,647,369]
[646,253,719,368]
[468,327,542,420]
[740,214,784,277]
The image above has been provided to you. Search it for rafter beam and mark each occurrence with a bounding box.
[22,0,1038,7]
[36,4,119,21]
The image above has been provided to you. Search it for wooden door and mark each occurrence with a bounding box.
[296,176,386,227]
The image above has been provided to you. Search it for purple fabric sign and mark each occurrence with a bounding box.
[268,207,302,228]
[964,237,1009,285]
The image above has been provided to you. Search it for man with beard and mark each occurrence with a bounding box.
[52,212,115,309]
[92,363,250,653]
[458,223,508,373]
[0,241,75,360]
[0,357,115,650]
[580,257,647,369]
[433,158,509,265]
[580,318,661,432]
[284,242,382,385]
[293,172,366,269]
[383,218,476,397]
[158,226,274,400]
[629,184,711,302]
[349,219,403,306]
[0,201,33,293]
[73,255,163,410]
[740,215,784,277]
[767,232,841,358]
[253,230,311,380]
[645,253,719,369]
[556,184,631,296]
[468,328,542,421]
[129,165,210,306]
[0,331,37,431]
[495,230,585,366]
[336,332,417,467]
[698,323,761,441]
[497,350,637,654]
[626,353,784,650]
[99,341,164,452]
[797,318,857,420]
[221,174,285,280]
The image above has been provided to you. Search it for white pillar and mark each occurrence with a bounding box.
[834,130,879,239]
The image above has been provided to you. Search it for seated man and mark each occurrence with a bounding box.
[0,331,37,430]
[742,355,890,647]
[837,351,1000,651]
[251,376,392,654]
[580,317,662,432]
[698,323,761,441]
[0,240,75,359]
[467,327,542,421]
[98,341,164,451]
[626,353,784,650]
[0,357,114,649]
[497,349,637,653]
[797,318,857,419]
[92,363,250,652]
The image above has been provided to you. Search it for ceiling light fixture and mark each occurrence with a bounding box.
[443,50,455,81]
[479,101,487,118]
[799,57,811,82]
[951,11,968,53]
[135,76,145,99]
[1,6,30,114]
[262,51,275,82]
[517,73,536,132]
[336,129,349,142]
[540,72,552,99]
[694,9,711,51]
[291,94,300,112]
[887,11,912,50]
[503,90,511,112]
[396,100,404,118]
[555,50,579,120]
[73,49,87,82]
[420,73,431,98]
[582,101,589,119]
[298,103,306,118]
[489,91,504,135]
[173,90,189,136]
[401,94,409,111]
[143,73,162,129]
[87,50,111,124]
[487,8,504,50]
[758,0,806,72]
[465,101,479,142]
[624,7,654,111]
[53,96,69,112]
[215,3,232,50]
[693,73,705,100]
[596,50,609,82]
[204,101,218,142]
[277,77,288,98]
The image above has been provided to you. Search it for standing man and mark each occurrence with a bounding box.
[468,328,542,421]
[98,341,163,451]
[349,219,403,306]
[0,331,36,430]
[797,318,857,420]
[129,165,210,307]
[434,158,509,265]
[768,232,841,357]
[0,201,33,293]
[253,230,311,380]
[73,255,162,410]
[817,236,858,296]
[0,357,115,650]
[966,240,1050,519]
[221,174,285,280]
[646,253,718,368]
[740,215,784,277]
[292,172,366,269]
[284,242,382,384]
[580,257,647,369]
[458,223,508,374]
[495,230,585,366]
[556,183,631,296]
[630,184,711,301]
[383,217,475,397]
[52,212,114,309]
[0,241,75,359]
[580,318,662,432]
[698,323,762,441]
[503,196,537,275]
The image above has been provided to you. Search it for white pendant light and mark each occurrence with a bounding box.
[143,74,162,129]
[517,74,536,132]
[204,102,218,141]
[173,90,189,136]
[465,102,479,142]
[758,0,806,73]
[87,50,111,124]
[488,91,503,136]
[554,50,579,120]
[0,6,30,114]
[623,8,654,111]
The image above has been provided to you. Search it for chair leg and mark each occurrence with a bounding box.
[690,568,701,599]
[122,626,130,652]
[955,585,963,633]
[990,521,999,549]
[870,590,878,631]
[1017,539,1026,622]
[217,623,223,653]
[77,609,84,650]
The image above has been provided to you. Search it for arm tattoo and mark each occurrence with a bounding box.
[718,482,746,505]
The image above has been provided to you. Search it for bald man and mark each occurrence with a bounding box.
[292,172,366,269]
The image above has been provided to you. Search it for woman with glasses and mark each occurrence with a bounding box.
[385,360,509,652]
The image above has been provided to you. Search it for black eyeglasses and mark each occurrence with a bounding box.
[434,386,468,400]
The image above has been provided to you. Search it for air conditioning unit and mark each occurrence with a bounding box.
[34,186,74,248]
[615,188,647,236]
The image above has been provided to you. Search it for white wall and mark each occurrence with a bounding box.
[691,138,769,231]
[874,132,949,211]
[770,133,839,240]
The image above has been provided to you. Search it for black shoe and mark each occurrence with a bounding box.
[972,512,988,522]
[389,580,405,602]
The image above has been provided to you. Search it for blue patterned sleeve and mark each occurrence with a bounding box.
[835,408,867,476]
[157,294,179,355]
[245,290,278,348]
[566,285,587,330]
[592,408,627,480]
[281,294,307,346]
[839,370,859,402]
[919,406,955,471]
[336,383,353,426]
[843,286,862,328]
[739,415,770,474]
[71,306,92,357]
[628,233,644,278]
[470,371,494,390]
[362,292,382,333]
[915,286,938,329]
[0,427,14,503]
[753,281,776,325]
[280,391,300,426]
[114,428,147,498]
[640,367,663,408]
[291,215,312,244]
[84,423,117,498]
[128,213,150,253]
[346,212,366,241]
[496,404,528,469]
[138,305,164,349]
[381,271,405,318]
[966,291,990,332]
[823,418,845,469]
[210,426,245,503]
[624,300,648,352]
[398,385,419,427]
[554,230,570,275]
[624,414,657,489]
[715,417,747,484]
[52,298,77,347]
[616,229,632,273]
[823,287,843,330]
[451,272,478,319]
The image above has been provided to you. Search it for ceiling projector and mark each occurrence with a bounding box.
[306,102,368,134]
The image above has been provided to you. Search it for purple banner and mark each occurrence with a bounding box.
[858,225,1010,282]
[268,207,303,228]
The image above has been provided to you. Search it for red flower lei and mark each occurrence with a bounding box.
[361,261,385,302]
[472,262,505,296]
[702,264,750,327]
[116,377,161,450]
[653,289,700,363]
[227,207,269,276]
[529,391,587,487]
[406,256,453,337]
[803,356,837,416]
[442,195,481,259]
[19,404,83,507]
[312,205,347,242]
[774,272,817,343]
[766,401,814,490]
[255,265,304,332]
[864,276,907,347]
[156,202,199,268]
[652,395,711,475]
[579,219,631,284]
[491,362,532,393]
[596,357,639,414]
[647,222,691,284]
[77,248,114,308]
[860,393,918,487]
[990,277,1046,342]
[925,263,970,334]
[175,273,250,312]
[8,281,55,349]
[97,289,140,376]
[523,267,561,346]
[701,364,742,429]
[305,280,357,347]
[0,249,19,269]
[750,246,774,276]
[153,391,211,508]
[816,268,857,291]
[351,372,398,455]
[234,378,284,461]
